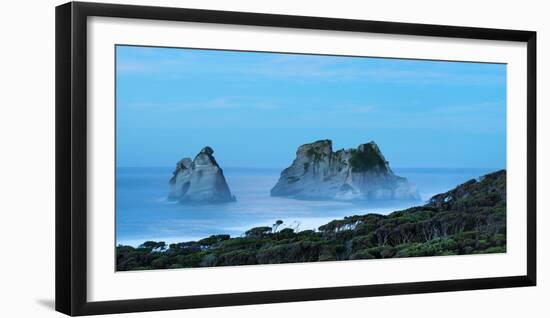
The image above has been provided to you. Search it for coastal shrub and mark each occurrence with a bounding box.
[394,239,458,258]
[139,241,167,250]
[256,241,323,264]
[318,252,336,261]
[350,251,376,260]
[354,246,393,258]
[245,226,272,238]
[318,243,347,261]
[217,250,256,266]
[168,241,202,254]
[199,254,218,267]
[274,228,295,240]
[296,229,318,239]
[319,215,364,233]
[198,234,230,247]
[151,255,169,269]
[350,234,376,251]
[484,246,506,253]
[354,218,382,235]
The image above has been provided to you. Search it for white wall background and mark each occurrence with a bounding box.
[0,0,547,316]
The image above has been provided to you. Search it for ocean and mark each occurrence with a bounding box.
[116,167,497,247]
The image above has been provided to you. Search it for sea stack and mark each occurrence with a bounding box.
[169,146,236,203]
[270,140,420,201]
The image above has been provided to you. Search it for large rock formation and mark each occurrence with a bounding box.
[169,146,236,203]
[270,140,419,201]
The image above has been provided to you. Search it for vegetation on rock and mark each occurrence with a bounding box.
[349,143,388,172]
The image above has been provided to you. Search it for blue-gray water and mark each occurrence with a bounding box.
[116,167,496,247]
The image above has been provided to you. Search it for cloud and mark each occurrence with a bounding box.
[430,101,505,114]
[116,46,505,86]
[122,96,279,112]
[229,54,504,86]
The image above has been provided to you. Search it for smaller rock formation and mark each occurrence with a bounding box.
[169,146,236,204]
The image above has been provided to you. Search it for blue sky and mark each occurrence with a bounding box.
[116,45,506,169]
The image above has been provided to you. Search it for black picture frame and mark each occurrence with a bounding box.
[55,1,537,316]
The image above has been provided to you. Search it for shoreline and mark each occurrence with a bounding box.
[116,167,503,248]
[116,170,506,270]
[116,203,421,248]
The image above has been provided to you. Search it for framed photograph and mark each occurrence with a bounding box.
[55,1,536,316]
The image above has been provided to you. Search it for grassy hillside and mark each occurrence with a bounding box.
[116,170,506,271]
